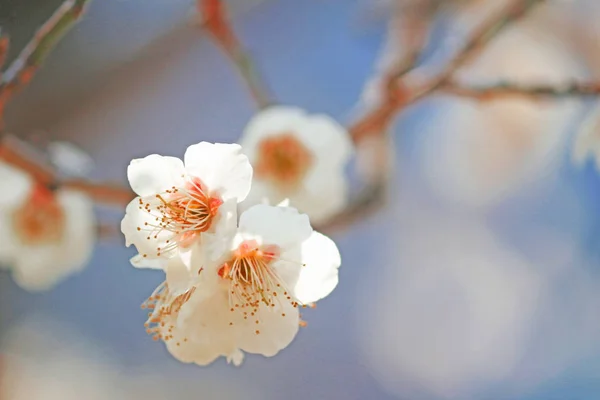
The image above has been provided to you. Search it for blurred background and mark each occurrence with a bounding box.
[2,0,600,399]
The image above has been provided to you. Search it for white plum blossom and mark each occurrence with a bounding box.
[239,106,353,225]
[0,161,96,291]
[121,142,253,267]
[141,202,342,366]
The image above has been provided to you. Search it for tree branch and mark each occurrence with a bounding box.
[349,0,546,143]
[440,80,600,100]
[0,0,92,130]
[199,0,271,109]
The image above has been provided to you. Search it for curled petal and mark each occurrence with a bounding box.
[127,155,185,197]
[293,231,341,305]
[184,142,252,202]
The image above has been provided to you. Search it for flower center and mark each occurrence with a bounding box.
[255,134,313,188]
[142,281,195,345]
[138,177,223,256]
[12,184,65,246]
[218,240,299,330]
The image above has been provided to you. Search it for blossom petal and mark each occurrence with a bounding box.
[0,162,32,208]
[291,171,348,224]
[165,257,195,296]
[183,142,252,202]
[293,231,341,304]
[12,190,96,291]
[297,113,353,166]
[0,211,18,268]
[121,198,176,263]
[127,154,185,197]
[234,300,300,357]
[54,190,96,273]
[238,204,312,248]
[130,254,165,269]
[178,289,240,362]
[11,246,60,291]
[227,349,245,366]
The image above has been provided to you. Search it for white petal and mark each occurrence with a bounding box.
[290,171,348,225]
[11,246,60,291]
[183,142,252,202]
[179,289,240,361]
[13,190,96,291]
[238,204,312,248]
[121,198,176,262]
[293,231,341,304]
[296,113,353,167]
[165,256,195,296]
[127,154,185,197]
[54,190,96,273]
[227,349,245,366]
[0,162,33,208]
[0,211,18,267]
[130,254,165,269]
[234,300,300,357]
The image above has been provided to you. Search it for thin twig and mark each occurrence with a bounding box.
[349,0,441,143]
[0,135,55,185]
[0,36,9,74]
[349,0,546,142]
[61,179,134,206]
[199,0,271,109]
[441,80,600,100]
[412,0,547,100]
[0,0,92,130]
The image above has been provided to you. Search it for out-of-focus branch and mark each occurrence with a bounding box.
[61,179,134,206]
[0,135,55,184]
[0,0,136,209]
[0,36,9,74]
[412,0,547,100]
[440,80,600,100]
[349,0,441,143]
[349,0,546,143]
[0,0,92,130]
[329,0,548,232]
[0,135,135,206]
[199,0,271,109]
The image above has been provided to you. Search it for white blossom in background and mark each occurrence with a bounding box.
[121,142,252,267]
[141,201,341,366]
[572,103,600,169]
[0,162,96,291]
[239,106,353,225]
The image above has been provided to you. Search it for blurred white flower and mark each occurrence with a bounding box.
[142,203,341,366]
[121,142,253,267]
[0,162,96,291]
[239,106,353,224]
[572,103,600,169]
[48,140,95,179]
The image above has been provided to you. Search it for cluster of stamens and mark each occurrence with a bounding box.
[137,177,222,257]
[218,240,303,334]
[12,184,66,246]
[255,133,314,188]
[142,281,196,346]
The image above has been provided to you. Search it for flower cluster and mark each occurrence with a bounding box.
[0,161,96,291]
[122,108,348,366]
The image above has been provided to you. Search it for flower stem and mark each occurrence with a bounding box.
[0,0,92,131]
[199,0,271,109]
